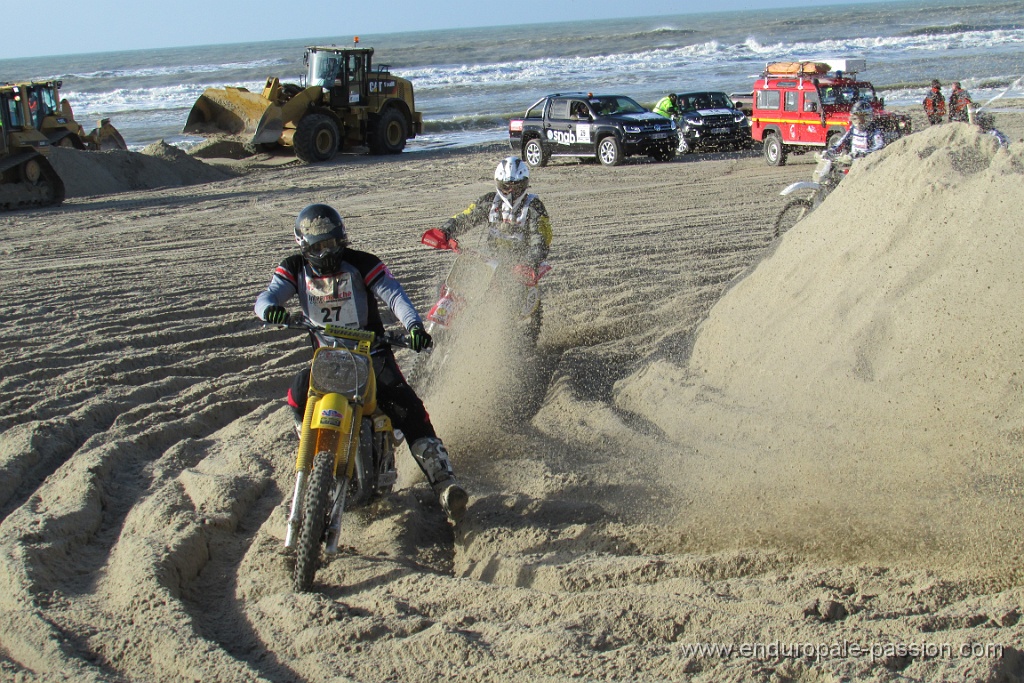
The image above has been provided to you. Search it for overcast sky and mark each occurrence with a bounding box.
[6,0,897,60]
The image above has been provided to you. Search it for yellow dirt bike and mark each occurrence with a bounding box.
[270,319,409,592]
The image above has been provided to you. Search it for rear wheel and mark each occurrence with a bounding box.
[294,114,340,163]
[523,138,548,167]
[292,451,334,592]
[598,137,623,166]
[368,108,407,155]
[773,198,813,238]
[763,132,787,166]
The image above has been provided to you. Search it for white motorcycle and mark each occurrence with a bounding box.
[772,152,853,238]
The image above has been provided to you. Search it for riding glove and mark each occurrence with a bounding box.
[264,306,289,324]
[409,322,433,352]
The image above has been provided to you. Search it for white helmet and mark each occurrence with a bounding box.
[850,101,874,131]
[494,156,530,201]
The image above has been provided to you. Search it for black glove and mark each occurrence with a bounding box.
[408,322,432,352]
[263,306,289,324]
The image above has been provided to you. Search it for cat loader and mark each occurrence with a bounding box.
[12,80,127,151]
[184,43,423,162]
[0,84,65,211]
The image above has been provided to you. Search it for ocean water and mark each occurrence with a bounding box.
[2,0,1022,152]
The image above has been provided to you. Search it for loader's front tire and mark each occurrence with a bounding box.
[292,451,334,592]
[368,108,407,155]
[294,113,340,163]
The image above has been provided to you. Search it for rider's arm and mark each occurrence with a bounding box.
[365,260,422,331]
[443,193,495,239]
[868,128,885,154]
[254,256,301,320]
[525,199,553,267]
[824,129,852,159]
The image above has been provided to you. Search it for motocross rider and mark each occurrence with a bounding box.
[435,156,553,289]
[824,101,885,160]
[255,204,468,524]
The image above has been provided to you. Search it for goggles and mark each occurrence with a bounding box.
[497,179,527,195]
[301,237,346,258]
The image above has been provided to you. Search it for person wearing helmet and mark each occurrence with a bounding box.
[923,79,946,126]
[428,156,553,342]
[255,203,468,524]
[437,155,552,279]
[825,101,886,160]
[653,93,681,119]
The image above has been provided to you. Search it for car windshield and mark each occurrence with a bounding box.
[677,92,734,112]
[587,96,646,116]
[818,83,876,106]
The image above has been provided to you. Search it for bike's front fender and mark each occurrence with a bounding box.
[780,181,821,196]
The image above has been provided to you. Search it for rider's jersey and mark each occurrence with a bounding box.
[827,124,885,159]
[444,191,552,267]
[254,248,421,337]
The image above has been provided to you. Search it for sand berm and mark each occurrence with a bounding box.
[1,111,1023,682]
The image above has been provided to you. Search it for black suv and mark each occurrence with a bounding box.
[509,93,678,166]
[673,91,752,154]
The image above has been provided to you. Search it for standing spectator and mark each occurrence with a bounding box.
[948,81,972,122]
[923,79,946,125]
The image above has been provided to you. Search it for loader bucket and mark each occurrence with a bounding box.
[183,86,278,143]
[89,119,128,151]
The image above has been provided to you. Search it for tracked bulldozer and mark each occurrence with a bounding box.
[10,80,128,151]
[1,84,65,211]
[184,43,423,162]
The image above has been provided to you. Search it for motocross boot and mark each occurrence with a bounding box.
[409,437,468,524]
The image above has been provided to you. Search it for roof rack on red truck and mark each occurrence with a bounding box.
[750,58,910,166]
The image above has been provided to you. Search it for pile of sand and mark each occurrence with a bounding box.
[46,141,236,198]
[616,122,1024,574]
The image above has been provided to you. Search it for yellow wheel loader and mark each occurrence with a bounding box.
[0,84,65,211]
[184,43,423,162]
[11,80,128,151]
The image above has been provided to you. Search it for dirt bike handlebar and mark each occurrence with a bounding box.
[262,319,412,350]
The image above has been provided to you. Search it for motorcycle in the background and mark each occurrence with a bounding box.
[411,228,550,390]
[772,152,853,238]
[268,319,409,592]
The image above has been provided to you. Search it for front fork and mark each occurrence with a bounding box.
[284,395,361,551]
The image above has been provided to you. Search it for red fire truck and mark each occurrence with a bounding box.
[750,59,911,166]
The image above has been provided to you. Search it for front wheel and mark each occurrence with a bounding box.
[523,138,549,167]
[294,113,340,163]
[598,137,623,166]
[292,451,335,592]
[763,133,787,166]
[773,198,813,238]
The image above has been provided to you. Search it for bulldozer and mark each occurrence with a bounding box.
[184,42,423,162]
[11,80,127,151]
[1,83,65,211]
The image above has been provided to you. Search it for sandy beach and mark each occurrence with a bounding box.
[2,104,1024,682]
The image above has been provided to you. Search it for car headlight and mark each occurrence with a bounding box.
[311,348,371,398]
[670,119,677,130]
[733,112,747,124]
[683,114,704,126]
[623,125,642,133]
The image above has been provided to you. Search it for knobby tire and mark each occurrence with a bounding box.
[773,199,813,238]
[292,451,334,592]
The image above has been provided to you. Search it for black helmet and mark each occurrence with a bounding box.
[294,203,348,274]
